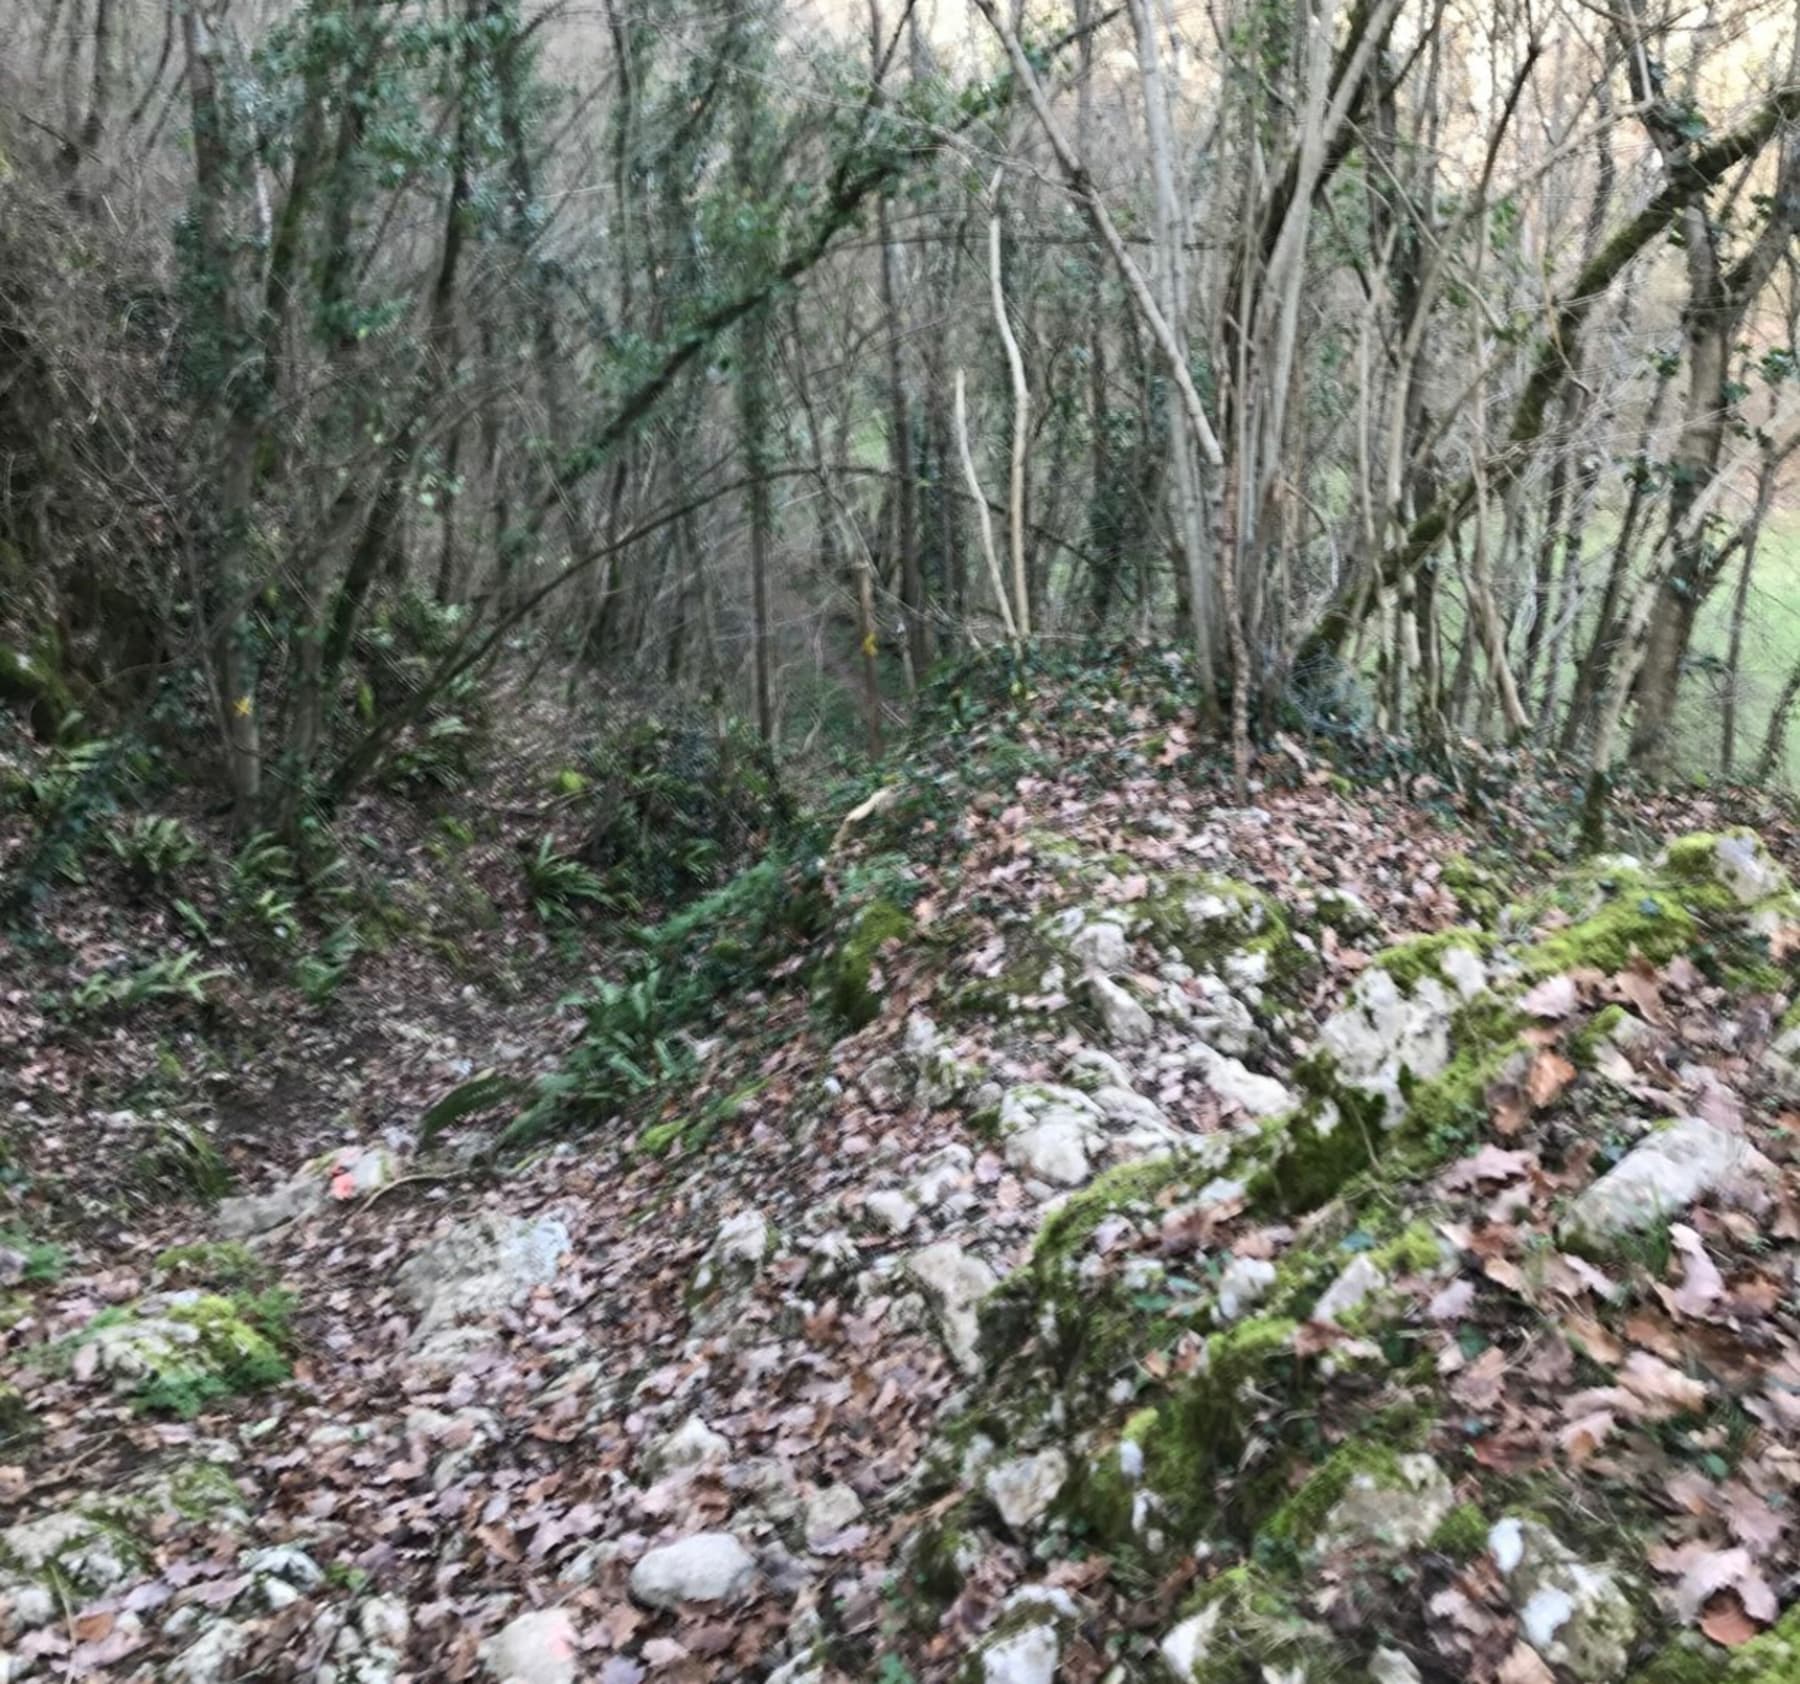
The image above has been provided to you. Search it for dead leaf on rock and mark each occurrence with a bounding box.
[1497,1642,1557,1684]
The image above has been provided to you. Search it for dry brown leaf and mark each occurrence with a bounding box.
[1527,1049,1577,1108]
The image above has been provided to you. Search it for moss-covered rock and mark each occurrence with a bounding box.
[822,898,912,1028]
[65,1288,294,1417]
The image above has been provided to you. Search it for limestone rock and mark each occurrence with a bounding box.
[1311,1254,1387,1325]
[1069,915,1131,975]
[981,1620,1059,1684]
[1704,832,1788,905]
[1489,1518,1635,1682]
[1317,1454,1455,1554]
[692,1209,774,1298]
[1182,975,1257,1054]
[983,1448,1069,1532]
[803,1482,864,1543]
[1088,972,1155,1044]
[1317,968,1460,1124]
[218,1144,399,1238]
[168,1619,254,1684]
[648,1414,729,1477]
[397,1212,570,1373]
[911,1144,974,1207]
[479,1607,578,1684]
[1215,1255,1277,1323]
[1000,1086,1104,1188]
[907,1241,999,1373]
[1561,1117,1773,1241]
[1160,1603,1223,1680]
[1188,1043,1294,1118]
[629,1532,757,1609]
[864,1189,918,1235]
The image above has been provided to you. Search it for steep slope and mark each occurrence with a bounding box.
[5,673,1800,1684]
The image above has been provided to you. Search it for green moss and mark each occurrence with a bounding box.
[1632,1603,1800,1683]
[1369,1220,1447,1277]
[1372,928,1488,989]
[135,1293,292,1417]
[1657,832,1728,882]
[822,898,912,1028]
[151,1241,269,1291]
[0,1382,34,1442]
[1031,1156,1196,1266]
[0,1229,69,1284]
[1442,854,1503,922]
[1569,1003,1628,1066]
[1429,1502,1490,1560]
[1260,1440,1408,1549]
[163,1458,244,1521]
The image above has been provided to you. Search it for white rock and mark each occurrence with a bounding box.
[1317,1454,1455,1554]
[982,1621,1060,1684]
[1489,1519,1635,1682]
[1066,1047,1136,1090]
[243,1543,323,1596]
[649,1414,728,1476]
[1004,1119,1094,1186]
[168,1620,254,1684]
[1092,1086,1170,1130]
[907,1241,999,1373]
[1,1508,132,1606]
[911,1144,974,1207]
[1215,1256,1277,1323]
[629,1533,757,1609]
[1311,1254,1388,1325]
[864,1189,918,1235]
[1160,1603,1223,1680]
[479,1607,578,1684]
[1189,1043,1294,1118]
[983,1449,1069,1531]
[1089,973,1155,1044]
[687,1207,774,1302]
[1223,949,1269,991]
[1317,967,1459,1124]
[1561,1117,1774,1240]
[1070,916,1132,975]
[803,1483,864,1543]
[1181,975,1257,1056]
[397,1212,570,1343]
[1439,945,1489,999]
[1706,833,1788,905]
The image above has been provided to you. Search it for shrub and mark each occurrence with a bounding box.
[577,708,789,904]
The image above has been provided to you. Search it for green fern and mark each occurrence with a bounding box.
[70,951,227,1015]
[523,836,625,924]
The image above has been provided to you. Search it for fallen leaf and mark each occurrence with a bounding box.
[1527,1050,1577,1108]
[1520,975,1578,1019]
[1497,1643,1557,1684]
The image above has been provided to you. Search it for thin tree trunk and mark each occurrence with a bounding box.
[987,174,1032,639]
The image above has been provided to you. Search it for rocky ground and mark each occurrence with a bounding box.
[7,677,1800,1684]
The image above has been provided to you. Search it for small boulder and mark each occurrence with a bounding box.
[479,1607,579,1684]
[168,1619,254,1684]
[1160,1603,1223,1680]
[1188,1044,1293,1118]
[1089,973,1155,1044]
[983,1449,1069,1532]
[1488,1518,1635,1682]
[218,1144,399,1239]
[629,1532,757,1609]
[1069,915,1132,975]
[906,1241,999,1373]
[1215,1255,1277,1323]
[1317,967,1460,1124]
[647,1414,728,1478]
[981,1620,1060,1684]
[1317,1454,1455,1554]
[863,1189,918,1235]
[1311,1254,1387,1325]
[1561,1117,1773,1242]
[692,1209,774,1297]
[397,1212,570,1374]
[802,1483,864,1544]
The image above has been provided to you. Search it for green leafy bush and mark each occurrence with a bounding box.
[70,951,226,1015]
[523,835,626,924]
[577,709,789,904]
[107,813,203,882]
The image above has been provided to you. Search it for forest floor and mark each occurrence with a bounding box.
[6,664,1800,1684]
